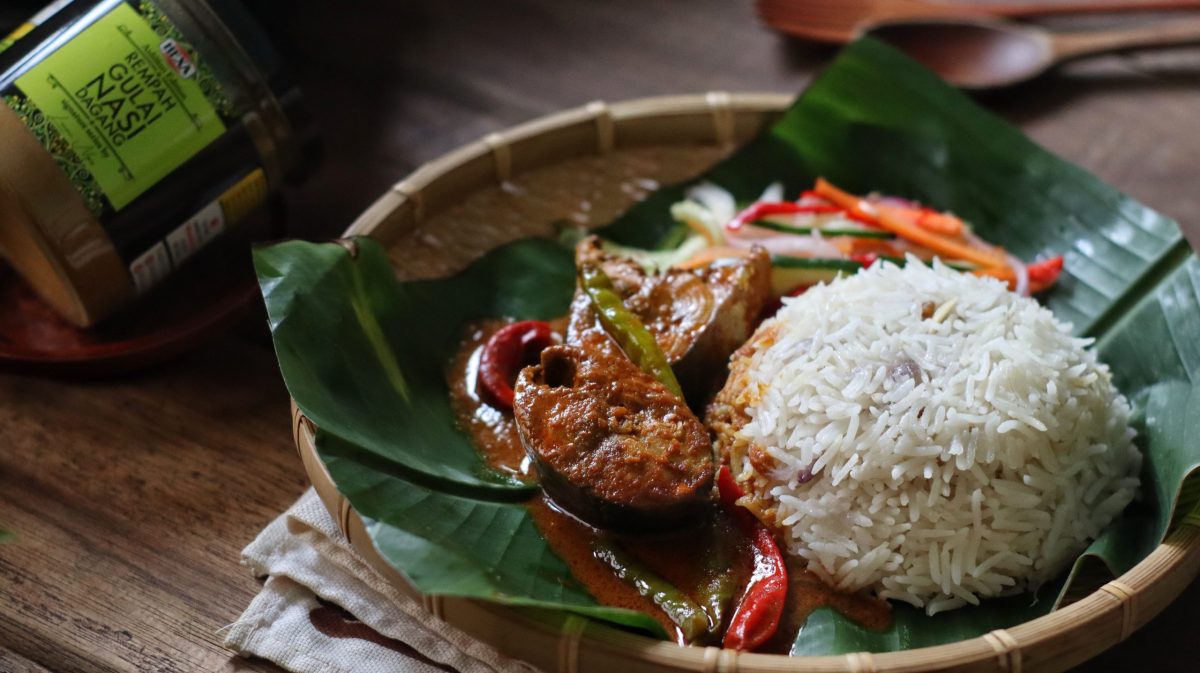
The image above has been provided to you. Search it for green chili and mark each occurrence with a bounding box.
[592,537,708,642]
[697,533,737,635]
[580,265,684,398]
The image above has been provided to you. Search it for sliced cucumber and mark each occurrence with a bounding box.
[770,256,863,294]
[751,219,895,239]
[770,254,978,295]
[874,255,977,272]
[770,256,864,272]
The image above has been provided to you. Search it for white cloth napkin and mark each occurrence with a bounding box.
[224,489,541,673]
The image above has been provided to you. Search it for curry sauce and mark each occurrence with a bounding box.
[447,319,892,649]
[447,319,532,479]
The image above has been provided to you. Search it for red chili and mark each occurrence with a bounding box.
[717,463,746,508]
[1022,255,1064,294]
[1027,256,1064,284]
[717,466,788,652]
[477,320,556,410]
[728,202,843,231]
[849,252,880,267]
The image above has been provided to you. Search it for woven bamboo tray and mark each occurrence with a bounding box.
[292,93,1200,673]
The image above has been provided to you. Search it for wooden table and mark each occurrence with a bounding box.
[1,1,1197,671]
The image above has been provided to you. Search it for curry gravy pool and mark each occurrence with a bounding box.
[448,319,891,648]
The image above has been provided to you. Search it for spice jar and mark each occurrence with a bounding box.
[0,0,316,326]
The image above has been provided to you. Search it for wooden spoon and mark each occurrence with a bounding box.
[756,0,1200,43]
[858,16,1200,88]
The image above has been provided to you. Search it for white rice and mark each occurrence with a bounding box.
[719,258,1140,614]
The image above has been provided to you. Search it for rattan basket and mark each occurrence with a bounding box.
[292,93,1200,673]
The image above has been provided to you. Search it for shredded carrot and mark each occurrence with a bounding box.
[814,178,1006,270]
[843,236,902,259]
[911,207,965,237]
[867,203,963,237]
[675,245,748,270]
[681,215,720,247]
[972,265,1017,290]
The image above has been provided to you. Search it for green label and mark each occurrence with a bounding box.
[15,3,226,209]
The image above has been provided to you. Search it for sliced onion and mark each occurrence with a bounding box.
[1006,253,1029,296]
[758,181,784,203]
[726,222,783,240]
[874,195,920,209]
[962,230,1002,257]
[727,232,843,258]
[729,213,865,240]
[686,182,737,225]
[727,218,816,239]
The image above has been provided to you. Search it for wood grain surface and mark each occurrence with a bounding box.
[0,1,1197,672]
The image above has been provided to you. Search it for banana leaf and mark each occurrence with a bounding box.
[255,237,573,499]
[259,237,663,634]
[319,430,665,635]
[257,37,1198,655]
